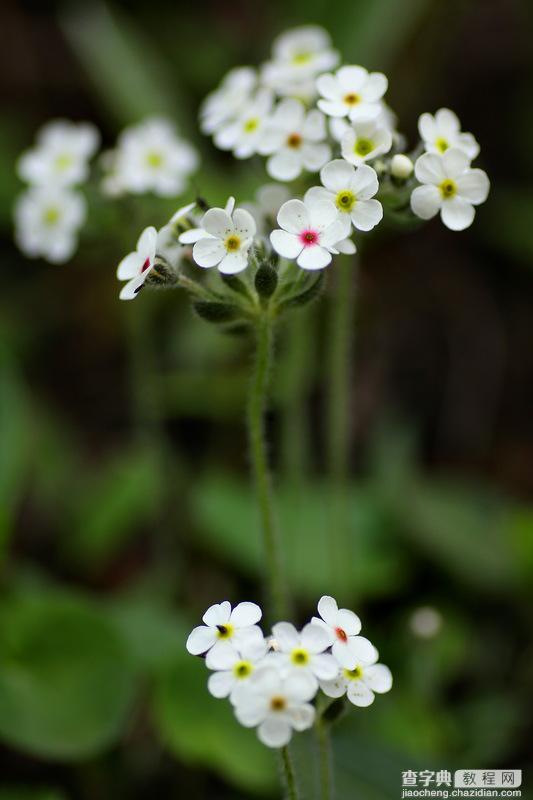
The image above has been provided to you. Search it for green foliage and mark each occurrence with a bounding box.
[0,592,138,760]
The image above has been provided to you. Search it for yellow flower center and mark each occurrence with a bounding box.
[54,153,73,171]
[42,206,60,226]
[290,648,310,666]
[224,234,241,252]
[335,190,356,212]
[439,178,457,199]
[435,137,449,153]
[243,117,259,133]
[354,138,374,157]
[233,660,253,679]
[270,695,287,711]
[146,150,164,168]
[343,93,360,106]
[344,666,364,681]
[292,51,312,65]
[216,623,234,640]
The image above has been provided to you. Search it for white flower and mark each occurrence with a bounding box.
[181,197,256,274]
[390,154,414,179]
[214,89,274,159]
[109,117,198,197]
[341,118,393,166]
[234,666,316,748]
[156,201,198,266]
[317,65,388,122]
[261,26,339,99]
[305,160,383,235]
[206,630,269,704]
[270,197,346,270]
[270,622,338,689]
[186,601,263,661]
[410,148,490,231]
[320,650,392,707]
[312,595,378,670]
[259,99,331,182]
[200,67,257,135]
[418,108,479,160]
[17,120,99,187]
[116,226,158,300]
[242,183,291,235]
[14,186,86,264]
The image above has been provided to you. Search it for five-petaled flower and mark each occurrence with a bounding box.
[270,622,338,689]
[17,120,100,188]
[14,186,87,264]
[206,628,269,704]
[340,117,393,166]
[418,108,479,160]
[270,197,346,270]
[320,650,393,707]
[410,147,490,230]
[186,601,263,662]
[306,159,383,235]
[116,226,158,300]
[317,65,388,122]
[312,595,378,670]
[181,197,257,274]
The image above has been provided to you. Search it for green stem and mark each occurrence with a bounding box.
[177,273,216,300]
[317,718,333,800]
[247,313,287,620]
[280,746,299,800]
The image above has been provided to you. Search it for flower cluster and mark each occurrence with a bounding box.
[14,120,99,263]
[200,25,489,231]
[186,596,392,748]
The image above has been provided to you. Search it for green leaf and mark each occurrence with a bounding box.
[66,446,163,569]
[0,789,66,800]
[193,301,242,324]
[152,653,276,794]
[0,593,138,759]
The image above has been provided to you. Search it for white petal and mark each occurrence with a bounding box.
[308,199,338,230]
[303,109,326,141]
[456,132,480,159]
[270,229,303,259]
[418,112,437,143]
[232,208,257,239]
[117,251,143,280]
[218,250,250,274]
[193,237,226,268]
[230,601,262,628]
[275,98,305,128]
[442,147,471,178]
[347,636,379,665]
[363,72,388,102]
[456,169,490,204]
[203,601,232,627]
[304,186,333,205]
[202,208,234,239]
[119,274,146,301]
[287,702,315,731]
[310,617,335,645]
[318,596,339,626]
[336,609,362,637]
[320,158,355,192]
[347,681,375,707]
[179,227,210,244]
[319,676,346,698]
[235,695,268,727]
[258,717,292,748]
[351,164,379,199]
[336,236,356,254]
[311,653,339,680]
[207,670,235,698]
[137,226,157,259]
[301,143,331,172]
[240,631,268,661]
[320,219,348,248]
[277,198,310,233]
[317,99,349,118]
[316,73,341,101]
[435,107,460,137]
[440,196,475,231]
[284,671,317,702]
[251,666,283,695]
[297,245,332,270]
[410,185,441,220]
[186,625,217,655]
[332,640,359,669]
[351,199,383,231]
[415,153,446,185]
[267,150,302,182]
[337,65,367,90]
[301,623,330,654]
[206,641,238,670]
[272,622,299,652]
[363,664,393,693]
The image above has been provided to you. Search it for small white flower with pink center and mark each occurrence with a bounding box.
[270,197,346,270]
[312,595,378,670]
[186,601,263,662]
[116,226,158,300]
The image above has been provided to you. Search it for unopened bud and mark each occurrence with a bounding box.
[390,154,414,179]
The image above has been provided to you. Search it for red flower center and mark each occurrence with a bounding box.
[299,229,319,247]
[141,258,151,273]
[335,627,348,643]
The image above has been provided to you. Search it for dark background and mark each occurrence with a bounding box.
[1,1,532,798]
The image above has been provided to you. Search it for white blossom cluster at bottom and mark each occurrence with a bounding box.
[185,595,392,748]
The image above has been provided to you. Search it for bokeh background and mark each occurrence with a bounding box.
[1,0,533,798]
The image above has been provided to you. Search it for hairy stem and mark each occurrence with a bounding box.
[247,313,287,620]
[317,718,333,800]
[280,745,299,800]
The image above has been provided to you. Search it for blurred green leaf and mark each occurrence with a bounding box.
[152,653,276,794]
[0,593,138,759]
[109,597,186,671]
[66,445,163,568]
[0,790,66,800]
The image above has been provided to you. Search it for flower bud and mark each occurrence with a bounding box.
[254,264,278,299]
[390,154,414,179]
